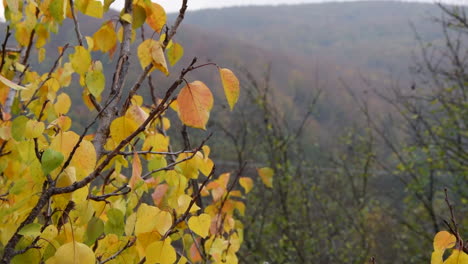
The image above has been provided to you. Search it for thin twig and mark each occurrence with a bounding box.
[0,26,11,72]
[23,44,70,110]
[99,238,136,264]
[69,0,84,46]
[141,134,212,180]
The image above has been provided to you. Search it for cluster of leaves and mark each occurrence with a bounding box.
[0,0,256,263]
[432,231,468,264]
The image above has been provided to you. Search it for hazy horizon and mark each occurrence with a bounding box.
[0,0,466,20]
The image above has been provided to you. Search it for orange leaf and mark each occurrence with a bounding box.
[177,81,214,129]
[433,231,456,251]
[145,2,166,33]
[129,152,143,189]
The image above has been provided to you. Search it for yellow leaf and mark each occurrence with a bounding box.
[53,242,95,264]
[49,131,96,180]
[150,40,169,75]
[38,48,46,63]
[146,238,176,264]
[137,39,153,68]
[69,46,91,75]
[167,42,184,66]
[239,177,253,194]
[85,36,94,50]
[109,116,139,144]
[219,68,240,110]
[199,158,214,176]
[176,152,202,179]
[145,2,166,33]
[49,116,72,131]
[188,213,211,238]
[135,203,161,235]
[176,194,200,215]
[177,81,214,129]
[15,23,31,46]
[54,93,71,115]
[257,167,274,188]
[0,74,26,90]
[55,167,76,199]
[177,256,188,264]
[154,210,172,236]
[434,231,457,251]
[432,249,444,264]
[35,24,49,48]
[76,0,103,18]
[125,104,149,126]
[85,69,105,98]
[445,250,468,264]
[142,133,169,153]
[120,13,132,23]
[24,119,45,139]
[92,21,117,53]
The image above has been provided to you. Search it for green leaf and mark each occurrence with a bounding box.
[85,70,105,97]
[18,223,42,237]
[11,116,28,141]
[167,42,184,66]
[85,217,104,245]
[41,149,64,176]
[10,179,27,195]
[105,208,124,236]
[49,0,66,24]
[148,155,167,180]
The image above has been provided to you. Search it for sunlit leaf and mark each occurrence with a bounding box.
[145,2,166,33]
[188,213,211,238]
[257,167,274,188]
[434,231,456,251]
[92,21,117,53]
[69,46,91,75]
[146,238,176,264]
[239,177,253,194]
[109,116,139,144]
[219,68,240,110]
[53,242,95,264]
[177,81,214,129]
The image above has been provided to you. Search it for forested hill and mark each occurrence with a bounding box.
[0,1,449,140]
[178,1,443,76]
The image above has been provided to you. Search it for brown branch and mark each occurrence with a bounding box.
[69,0,84,46]
[23,44,70,110]
[163,165,216,240]
[444,188,463,249]
[93,0,134,157]
[0,26,11,72]
[141,134,212,180]
[98,238,136,264]
[88,184,130,202]
[163,0,188,48]
[185,219,207,261]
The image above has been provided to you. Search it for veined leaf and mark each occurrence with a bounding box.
[177,81,214,129]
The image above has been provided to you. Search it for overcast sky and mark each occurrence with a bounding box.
[141,0,467,13]
[0,0,466,20]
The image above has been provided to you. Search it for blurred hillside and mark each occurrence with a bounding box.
[0,1,448,150]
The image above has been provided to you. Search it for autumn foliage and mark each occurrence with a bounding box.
[0,0,253,263]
